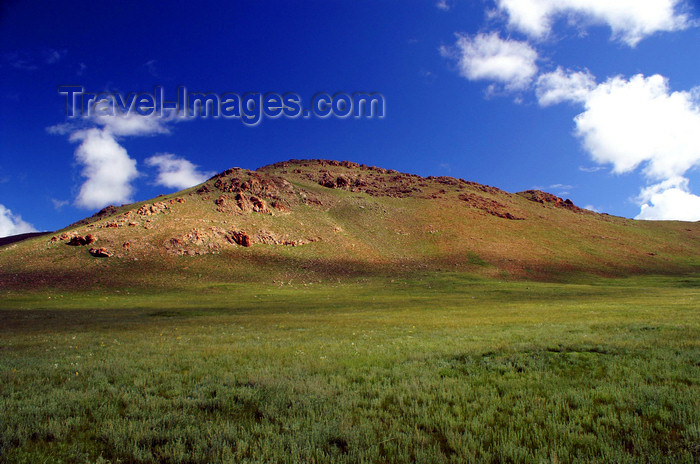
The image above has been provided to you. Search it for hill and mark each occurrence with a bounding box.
[1,158,698,290]
[0,231,51,247]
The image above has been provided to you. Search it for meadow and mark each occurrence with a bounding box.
[1,273,699,463]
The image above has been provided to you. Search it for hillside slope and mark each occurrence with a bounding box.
[1,159,698,290]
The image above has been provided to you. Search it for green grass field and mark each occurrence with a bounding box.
[1,273,699,463]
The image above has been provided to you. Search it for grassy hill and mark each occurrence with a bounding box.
[1,159,698,292]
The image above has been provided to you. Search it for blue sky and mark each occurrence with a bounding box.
[1,0,700,236]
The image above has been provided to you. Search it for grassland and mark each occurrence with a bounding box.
[1,273,698,463]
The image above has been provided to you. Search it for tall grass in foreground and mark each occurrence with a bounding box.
[1,274,699,463]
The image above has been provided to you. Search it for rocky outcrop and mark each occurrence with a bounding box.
[88,247,112,257]
[207,170,293,214]
[213,170,293,198]
[166,227,252,255]
[230,231,252,247]
[215,192,273,214]
[50,233,71,242]
[136,201,169,216]
[517,190,585,213]
[262,159,520,203]
[458,193,525,220]
[314,170,423,198]
[66,234,97,246]
[165,227,315,256]
[250,196,269,213]
[255,230,316,246]
[235,193,251,213]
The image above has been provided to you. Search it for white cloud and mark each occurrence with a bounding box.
[441,32,538,90]
[583,204,600,212]
[4,48,67,70]
[540,71,700,220]
[146,153,214,190]
[573,74,700,181]
[46,122,74,136]
[496,0,692,46]
[49,112,180,210]
[144,59,159,77]
[48,113,171,137]
[0,204,36,238]
[51,198,69,210]
[439,1,698,220]
[43,48,67,64]
[636,177,700,221]
[536,67,596,106]
[94,113,170,136]
[436,0,451,11]
[531,183,574,196]
[70,128,140,209]
[549,183,574,195]
[579,165,603,173]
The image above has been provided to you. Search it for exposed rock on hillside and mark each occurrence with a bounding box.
[165,227,316,256]
[88,247,112,257]
[458,193,525,220]
[207,169,295,214]
[65,234,97,246]
[136,201,169,216]
[314,169,424,198]
[517,190,585,213]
